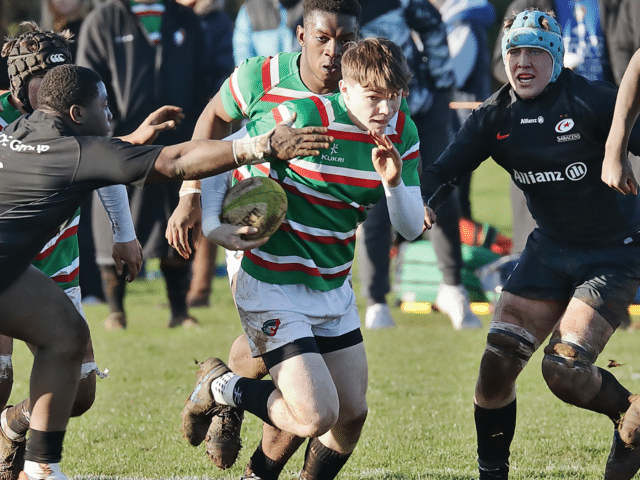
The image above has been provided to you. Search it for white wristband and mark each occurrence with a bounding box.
[179,188,202,197]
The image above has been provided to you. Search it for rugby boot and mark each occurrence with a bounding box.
[181,358,232,446]
[205,406,244,469]
[0,408,25,480]
[605,430,640,480]
[620,395,640,448]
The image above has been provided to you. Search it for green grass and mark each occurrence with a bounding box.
[10,160,640,479]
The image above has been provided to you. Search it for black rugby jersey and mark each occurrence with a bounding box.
[423,68,640,247]
[0,111,162,292]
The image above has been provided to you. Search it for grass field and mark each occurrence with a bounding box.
[11,161,640,479]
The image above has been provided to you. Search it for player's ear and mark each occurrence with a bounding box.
[296,24,305,48]
[69,104,84,124]
[339,79,348,96]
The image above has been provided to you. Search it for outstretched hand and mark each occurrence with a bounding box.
[123,105,185,146]
[370,131,402,187]
[601,150,638,195]
[270,112,333,160]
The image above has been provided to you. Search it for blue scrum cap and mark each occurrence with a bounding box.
[501,9,564,83]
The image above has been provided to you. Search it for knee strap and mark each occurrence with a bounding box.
[485,321,540,369]
[543,332,598,370]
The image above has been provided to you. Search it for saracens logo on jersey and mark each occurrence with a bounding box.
[555,118,581,142]
[555,118,574,133]
[513,161,587,185]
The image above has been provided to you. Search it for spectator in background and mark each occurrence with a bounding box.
[608,0,640,86]
[173,0,235,308]
[357,0,482,331]
[76,0,216,329]
[232,0,303,66]
[40,0,99,57]
[437,0,495,221]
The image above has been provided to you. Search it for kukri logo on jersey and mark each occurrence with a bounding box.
[513,162,587,185]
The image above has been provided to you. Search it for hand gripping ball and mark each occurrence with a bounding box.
[220,177,288,240]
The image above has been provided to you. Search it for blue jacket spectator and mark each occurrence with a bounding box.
[232,0,302,66]
[359,0,455,115]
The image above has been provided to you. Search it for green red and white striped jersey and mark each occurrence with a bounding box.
[0,92,20,132]
[0,92,80,290]
[220,51,313,123]
[220,52,317,179]
[242,93,421,291]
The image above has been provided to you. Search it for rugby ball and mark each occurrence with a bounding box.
[220,177,288,240]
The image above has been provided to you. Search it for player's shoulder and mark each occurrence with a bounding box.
[281,94,333,127]
[236,52,300,83]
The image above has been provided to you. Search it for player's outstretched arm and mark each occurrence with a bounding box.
[603,49,640,195]
[118,105,185,146]
[148,114,331,183]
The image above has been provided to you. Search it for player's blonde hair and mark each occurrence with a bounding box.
[341,37,411,96]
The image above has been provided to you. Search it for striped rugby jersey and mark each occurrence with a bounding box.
[0,92,80,290]
[242,93,421,291]
[220,52,316,179]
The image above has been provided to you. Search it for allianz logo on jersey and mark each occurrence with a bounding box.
[321,143,344,163]
[513,162,587,185]
[521,116,545,124]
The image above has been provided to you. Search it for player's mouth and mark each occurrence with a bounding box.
[322,63,339,75]
[370,118,390,131]
[516,73,535,84]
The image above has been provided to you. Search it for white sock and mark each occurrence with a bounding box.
[23,460,69,480]
[1,408,24,442]
[210,372,240,407]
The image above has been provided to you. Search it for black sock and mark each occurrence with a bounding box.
[232,377,276,426]
[246,442,286,480]
[160,262,191,318]
[585,367,632,424]
[24,429,65,463]
[99,265,125,313]
[299,438,352,480]
[475,400,516,480]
